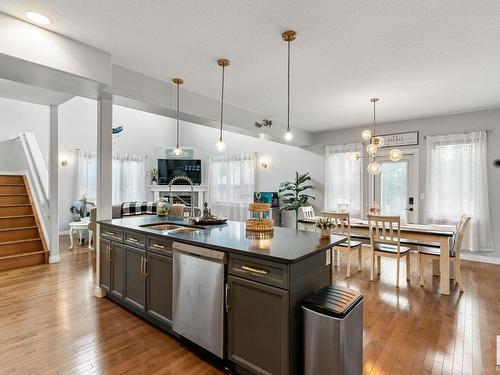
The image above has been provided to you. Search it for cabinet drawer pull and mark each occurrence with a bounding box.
[104,231,115,236]
[225,283,230,312]
[241,265,268,275]
[139,256,144,277]
[143,258,149,277]
[128,237,139,242]
[152,243,165,249]
[108,245,113,263]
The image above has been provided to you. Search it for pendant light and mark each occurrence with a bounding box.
[366,98,381,175]
[282,30,296,141]
[215,58,230,153]
[172,78,184,157]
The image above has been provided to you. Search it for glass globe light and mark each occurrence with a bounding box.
[284,131,293,141]
[348,152,361,161]
[366,143,378,155]
[361,129,372,141]
[374,136,385,147]
[389,149,403,162]
[367,161,381,175]
[215,139,226,153]
[172,146,182,157]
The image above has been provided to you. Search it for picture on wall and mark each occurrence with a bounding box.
[378,131,419,148]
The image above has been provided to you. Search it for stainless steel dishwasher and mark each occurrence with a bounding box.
[172,242,226,358]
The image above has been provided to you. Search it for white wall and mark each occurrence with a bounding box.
[312,108,500,259]
[0,97,49,163]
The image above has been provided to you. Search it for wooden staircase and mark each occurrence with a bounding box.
[0,175,48,271]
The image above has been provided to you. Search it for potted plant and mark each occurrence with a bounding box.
[315,217,334,238]
[279,172,316,230]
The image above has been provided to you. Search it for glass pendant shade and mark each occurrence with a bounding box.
[366,143,378,155]
[215,139,226,153]
[284,131,293,141]
[173,146,182,157]
[389,148,403,161]
[367,161,381,175]
[361,129,372,141]
[374,136,385,147]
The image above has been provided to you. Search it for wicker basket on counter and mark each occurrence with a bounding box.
[246,203,274,234]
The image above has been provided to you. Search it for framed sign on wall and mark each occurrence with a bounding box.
[378,131,419,148]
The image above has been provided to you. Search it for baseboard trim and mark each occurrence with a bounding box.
[59,230,70,236]
[94,286,106,298]
[461,253,500,265]
[49,255,60,263]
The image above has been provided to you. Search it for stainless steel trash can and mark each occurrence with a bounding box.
[303,285,363,375]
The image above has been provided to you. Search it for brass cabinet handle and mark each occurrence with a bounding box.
[108,245,113,263]
[139,256,144,277]
[128,237,139,242]
[225,283,230,312]
[143,258,149,278]
[105,245,110,262]
[152,243,165,249]
[241,265,268,275]
[104,231,115,236]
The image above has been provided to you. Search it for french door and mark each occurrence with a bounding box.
[373,153,417,224]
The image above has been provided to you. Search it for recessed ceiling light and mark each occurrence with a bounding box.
[25,11,50,25]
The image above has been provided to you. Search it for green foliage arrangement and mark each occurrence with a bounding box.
[278,172,316,229]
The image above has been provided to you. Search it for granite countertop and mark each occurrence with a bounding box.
[99,216,346,264]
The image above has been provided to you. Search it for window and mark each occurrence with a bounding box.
[425,131,493,252]
[207,153,257,221]
[324,143,363,217]
[77,150,146,205]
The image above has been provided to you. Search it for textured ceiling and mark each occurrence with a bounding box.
[1,0,500,132]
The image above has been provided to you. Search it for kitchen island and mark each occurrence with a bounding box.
[98,216,345,375]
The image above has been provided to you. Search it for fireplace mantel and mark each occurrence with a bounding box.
[148,184,207,210]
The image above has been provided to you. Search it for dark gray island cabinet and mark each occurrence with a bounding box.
[98,218,344,375]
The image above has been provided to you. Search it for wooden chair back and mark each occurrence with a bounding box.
[367,214,402,254]
[453,215,471,258]
[323,211,351,236]
[168,204,186,217]
[300,206,316,220]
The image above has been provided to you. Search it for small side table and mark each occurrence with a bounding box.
[69,221,93,250]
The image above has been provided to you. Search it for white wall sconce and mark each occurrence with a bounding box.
[260,159,269,169]
[60,160,68,167]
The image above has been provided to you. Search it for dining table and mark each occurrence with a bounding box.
[299,213,456,295]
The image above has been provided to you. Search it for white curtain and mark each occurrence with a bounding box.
[76,150,97,202]
[112,153,146,204]
[207,153,257,221]
[77,150,146,205]
[324,143,363,217]
[425,131,493,252]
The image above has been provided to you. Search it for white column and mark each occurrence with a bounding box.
[94,96,113,298]
[48,105,60,263]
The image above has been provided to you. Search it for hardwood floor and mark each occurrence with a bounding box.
[0,236,225,375]
[0,239,499,374]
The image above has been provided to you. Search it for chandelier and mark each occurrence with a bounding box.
[350,98,403,175]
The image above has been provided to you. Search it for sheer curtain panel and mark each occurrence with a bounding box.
[112,154,146,204]
[207,153,257,221]
[324,143,363,217]
[76,150,97,202]
[425,131,493,252]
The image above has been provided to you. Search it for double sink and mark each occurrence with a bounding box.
[140,223,202,235]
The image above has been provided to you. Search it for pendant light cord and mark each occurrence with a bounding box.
[287,40,291,133]
[176,82,180,148]
[219,65,225,141]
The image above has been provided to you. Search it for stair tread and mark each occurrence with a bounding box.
[0,194,28,196]
[0,251,45,260]
[0,238,41,245]
[0,226,38,232]
[0,215,34,219]
[0,204,31,207]
[0,184,25,186]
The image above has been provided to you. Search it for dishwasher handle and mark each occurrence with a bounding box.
[173,242,226,262]
[225,283,230,312]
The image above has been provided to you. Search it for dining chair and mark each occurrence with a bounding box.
[299,206,316,220]
[418,215,470,291]
[367,215,411,288]
[323,212,362,277]
[168,203,186,217]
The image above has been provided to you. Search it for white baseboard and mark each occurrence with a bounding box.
[461,253,500,265]
[93,286,106,298]
[49,255,60,263]
[59,230,70,236]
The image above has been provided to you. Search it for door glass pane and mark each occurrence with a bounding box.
[380,161,407,219]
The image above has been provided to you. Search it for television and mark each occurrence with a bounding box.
[158,159,202,185]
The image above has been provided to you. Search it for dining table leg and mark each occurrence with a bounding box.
[439,237,450,295]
